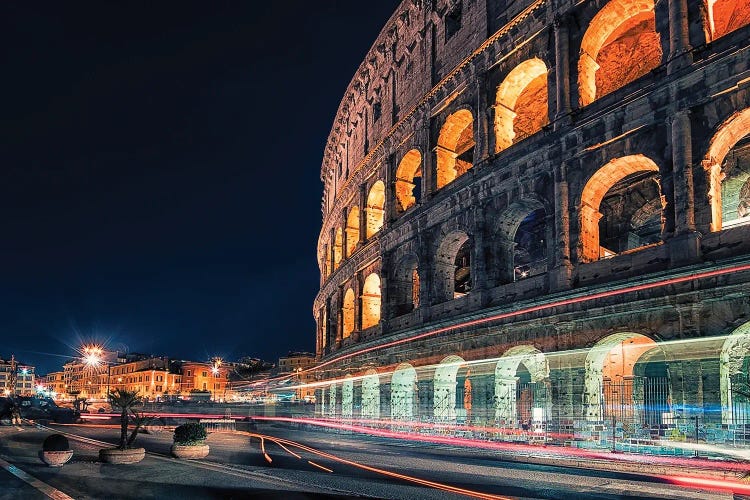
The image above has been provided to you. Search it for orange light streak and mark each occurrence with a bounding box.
[307,460,333,473]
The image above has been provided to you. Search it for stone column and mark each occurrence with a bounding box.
[668,110,700,264]
[667,0,692,73]
[335,285,344,349]
[553,15,572,128]
[552,162,573,289]
[354,271,363,339]
[359,184,367,244]
[475,70,490,161]
[342,207,350,260]
[434,145,458,189]
[472,208,487,293]
[419,118,434,198]
[329,227,336,272]
[385,154,398,223]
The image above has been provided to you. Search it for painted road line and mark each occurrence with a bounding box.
[0,456,74,500]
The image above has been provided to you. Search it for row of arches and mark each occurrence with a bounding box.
[325,104,750,294]
[341,273,382,339]
[320,323,750,426]
[328,0,750,223]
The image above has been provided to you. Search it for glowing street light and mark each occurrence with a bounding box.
[81,344,112,399]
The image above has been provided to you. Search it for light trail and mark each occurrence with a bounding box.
[309,261,750,373]
[248,431,512,500]
[307,460,333,473]
[666,475,750,495]
[252,416,750,475]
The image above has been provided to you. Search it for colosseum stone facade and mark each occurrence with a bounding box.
[312,0,750,449]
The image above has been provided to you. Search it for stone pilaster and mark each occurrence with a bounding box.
[667,0,692,74]
[553,15,572,128]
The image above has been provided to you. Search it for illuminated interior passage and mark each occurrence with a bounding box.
[578,0,661,106]
[366,181,385,238]
[342,288,355,339]
[704,107,750,231]
[436,110,475,189]
[346,207,360,256]
[494,58,548,153]
[395,149,422,213]
[361,273,381,329]
[579,154,662,261]
[709,0,750,39]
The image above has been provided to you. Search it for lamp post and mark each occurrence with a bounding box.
[82,345,112,401]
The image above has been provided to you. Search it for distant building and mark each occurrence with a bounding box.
[278,352,316,401]
[178,361,230,401]
[108,356,180,401]
[62,348,118,399]
[0,357,35,396]
[44,371,66,399]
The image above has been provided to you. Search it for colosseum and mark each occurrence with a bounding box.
[312,0,750,452]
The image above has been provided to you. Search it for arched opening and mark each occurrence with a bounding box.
[342,288,355,339]
[333,228,343,270]
[366,181,385,238]
[391,363,417,420]
[342,376,354,418]
[494,199,549,283]
[433,355,472,423]
[361,370,381,419]
[436,109,475,189]
[392,255,420,316]
[494,346,549,427]
[584,332,668,423]
[703,108,750,231]
[707,0,750,40]
[395,150,423,213]
[578,0,662,107]
[435,231,472,301]
[721,322,750,424]
[494,58,549,153]
[361,273,381,329]
[580,155,662,261]
[346,207,360,257]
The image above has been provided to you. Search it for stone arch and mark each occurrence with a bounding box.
[361,273,381,329]
[494,198,549,283]
[366,181,385,238]
[392,254,420,316]
[333,228,343,270]
[578,0,662,107]
[342,375,354,418]
[342,288,355,339]
[395,149,423,213]
[707,0,750,40]
[435,230,472,301]
[328,382,338,417]
[436,109,475,189]
[391,363,417,420]
[346,207,360,256]
[703,107,750,231]
[433,355,467,422]
[579,154,662,262]
[494,58,549,153]
[361,369,381,419]
[720,321,750,424]
[584,332,661,420]
[494,346,549,425]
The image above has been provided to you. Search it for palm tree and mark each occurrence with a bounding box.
[108,389,148,449]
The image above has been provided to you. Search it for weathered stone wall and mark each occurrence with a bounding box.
[313,0,750,422]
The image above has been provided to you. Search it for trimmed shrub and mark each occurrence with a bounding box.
[43,434,70,452]
[173,423,207,445]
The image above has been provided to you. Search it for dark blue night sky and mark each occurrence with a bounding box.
[1,1,401,374]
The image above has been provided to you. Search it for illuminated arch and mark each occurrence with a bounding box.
[366,181,385,238]
[395,149,422,213]
[494,346,549,424]
[328,382,337,417]
[333,228,343,270]
[346,207,360,257]
[361,369,381,419]
[578,0,662,106]
[391,363,417,420]
[494,58,549,153]
[361,273,381,329]
[707,0,750,40]
[721,322,750,424]
[579,154,661,262]
[435,230,472,301]
[436,109,475,189]
[703,107,750,231]
[583,332,660,420]
[342,288,355,339]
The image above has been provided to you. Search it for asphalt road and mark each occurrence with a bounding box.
[0,423,733,500]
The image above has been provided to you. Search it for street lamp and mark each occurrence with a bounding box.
[82,344,112,400]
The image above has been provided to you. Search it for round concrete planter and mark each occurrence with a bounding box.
[40,450,73,467]
[171,443,209,459]
[99,447,145,464]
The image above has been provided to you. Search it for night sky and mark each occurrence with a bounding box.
[1,1,401,374]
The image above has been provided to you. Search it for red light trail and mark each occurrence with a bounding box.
[310,262,750,372]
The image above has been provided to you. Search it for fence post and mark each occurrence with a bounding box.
[611,415,616,453]
[694,415,699,457]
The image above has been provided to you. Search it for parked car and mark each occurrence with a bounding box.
[0,396,78,425]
